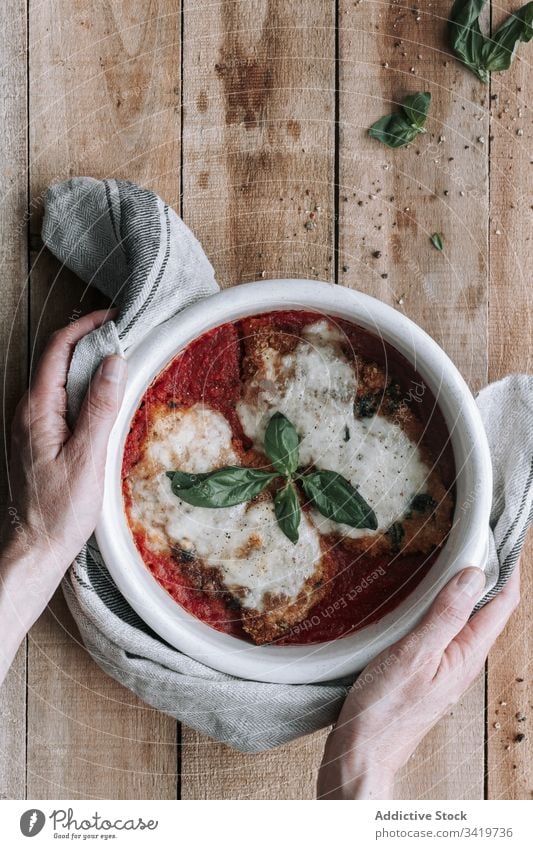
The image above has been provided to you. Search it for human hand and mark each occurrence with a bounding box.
[317,565,520,799]
[2,310,126,638]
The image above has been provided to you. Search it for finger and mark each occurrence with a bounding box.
[448,565,520,666]
[411,567,486,660]
[69,355,127,466]
[30,309,118,407]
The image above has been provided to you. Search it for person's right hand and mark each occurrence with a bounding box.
[0,310,127,685]
[4,310,127,607]
[317,565,520,799]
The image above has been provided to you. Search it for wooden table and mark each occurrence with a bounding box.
[1,0,531,800]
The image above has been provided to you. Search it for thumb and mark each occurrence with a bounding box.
[416,567,486,657]
[72,355,127,463]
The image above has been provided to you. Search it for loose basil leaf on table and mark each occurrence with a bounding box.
[301,469,378,530]
[449,0,488,82]
[263,411,300,477]
[368,92,431,149]
[166,467,277,508]
[369,114,420,149]
[430,232,444,251]
[449,0,533,81]
[401,91,432,128]
[481,2,533,72]
[274,484,301,544]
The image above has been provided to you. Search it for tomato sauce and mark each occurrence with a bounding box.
[122,310,454,645]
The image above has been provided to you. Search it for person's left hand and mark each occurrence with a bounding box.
[5,309,127,581]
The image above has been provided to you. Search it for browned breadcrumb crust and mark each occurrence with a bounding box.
[175,533,337,644]
[241,324,300,380]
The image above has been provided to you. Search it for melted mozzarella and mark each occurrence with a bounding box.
[128,404,322,610]
[236,321,430,537]
[142,403,238,473]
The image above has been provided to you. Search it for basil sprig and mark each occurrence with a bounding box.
[449,1,533,82]
[167,412,376,544]
[368,92,431,149]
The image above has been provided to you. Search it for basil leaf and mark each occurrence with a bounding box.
[165,470,207,489]
[354,391,380,418]
[368,112,420,149]
[264,412,300,476]
[274,484,301,544]
[386,522,405,553]
[401,91,432,128]
[430,232,444,251]
[301,470,378,530]
[449,0,488,82]
[166,466,277,508]
[449,0,533,80]
[410,493,438,513]
[481,2,533,72]
[369,92,431,148]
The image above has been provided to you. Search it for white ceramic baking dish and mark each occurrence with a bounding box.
[95,279,492,684]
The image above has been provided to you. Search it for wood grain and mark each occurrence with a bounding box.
[25,0,181,799]
[28,0,182,207]
[0,0,28,800]
[338,0,489,388]
[396,678,486,800]
[180,0,335,798]
[26,594,177,799]
[486,0,533,801]
[181,730,329,800]
[338,0,489,799]
[181,0,336,288]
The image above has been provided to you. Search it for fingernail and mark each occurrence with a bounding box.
[101,355,127,383]
[456,567,485,596]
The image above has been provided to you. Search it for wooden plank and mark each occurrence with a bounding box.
[338,1,489,799]
[28,0,182,207]
[396,678,486,799]
[0,0,28,800]
[26,0,181,798]
[338,0,489,387]
[27,594,178,799]
[486,0,533,801]
[181,730,329,800]
[180,0,335,798]
[0,649,26,800]
[486,536,533,800]
[181,0,336,288]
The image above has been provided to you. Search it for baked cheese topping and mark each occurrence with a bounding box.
[236,321,430,538]
[127,321,434,616]
[128,404,322,611]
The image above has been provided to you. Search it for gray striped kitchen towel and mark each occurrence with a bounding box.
[42,177,531,753]
[42,177,219,419]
